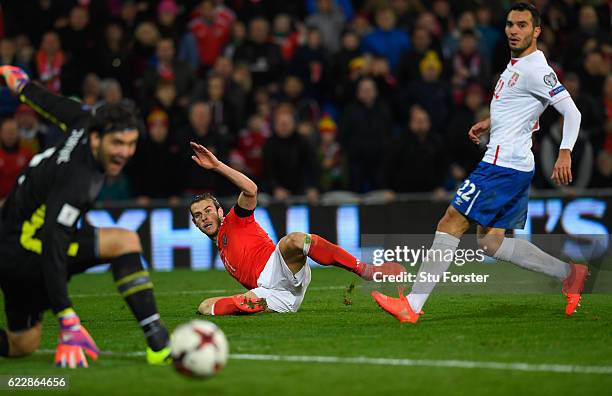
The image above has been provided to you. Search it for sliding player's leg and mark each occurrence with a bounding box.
[279,232,404,279]
[197,291,268,316]
[372,205,469,323]
[68,225,170,364]
[478,225,587,316]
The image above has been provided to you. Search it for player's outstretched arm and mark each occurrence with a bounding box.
[0,65,87,132]
[468,117,490,145]
[190,142,258,210]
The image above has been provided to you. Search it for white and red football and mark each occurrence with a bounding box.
[170,320,229,378]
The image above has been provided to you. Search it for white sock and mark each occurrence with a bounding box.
[493,238,571,280]
[407,231,460,313]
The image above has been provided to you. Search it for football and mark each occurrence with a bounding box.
[170,320,229,378]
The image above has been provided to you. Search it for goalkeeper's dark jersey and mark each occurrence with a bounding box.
[0,83,104,313]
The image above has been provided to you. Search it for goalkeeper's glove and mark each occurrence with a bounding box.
[54,308,99,368]
[0,65,29,94]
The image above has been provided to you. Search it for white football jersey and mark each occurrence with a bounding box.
[483,50,570,172]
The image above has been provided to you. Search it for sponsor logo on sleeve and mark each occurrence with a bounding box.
[57,204,80,227]
[543,72,558,88]
[549,85,566,97]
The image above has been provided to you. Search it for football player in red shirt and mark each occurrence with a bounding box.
[189,142,403,315]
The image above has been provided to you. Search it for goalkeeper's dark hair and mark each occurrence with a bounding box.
[89,103,140,136]
[190,193,222,215]
[509,2,541,27]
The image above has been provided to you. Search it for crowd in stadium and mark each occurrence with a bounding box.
[0,0,610,205]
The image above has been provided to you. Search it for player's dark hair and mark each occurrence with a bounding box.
[89,103,140,136]
[190,193,222,215]
[509,2,541,27]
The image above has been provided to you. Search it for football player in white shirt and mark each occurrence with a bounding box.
[372,2,588,323]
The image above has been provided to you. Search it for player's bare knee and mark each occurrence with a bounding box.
[102,228,142,258]
[282,232,307,254]
[477,234,504,257]
[437,207,469,237]
[8,325,41,357]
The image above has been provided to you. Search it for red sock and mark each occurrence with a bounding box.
[211,295,266,315]
[307,234,365,276]
[211,297,240,315]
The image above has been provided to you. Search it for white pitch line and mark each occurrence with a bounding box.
[36,350,612,375]
[70,285,350,298]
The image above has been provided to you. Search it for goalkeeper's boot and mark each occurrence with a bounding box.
[146,345,172,365]
[371,291,422,323]
[562,263,589,316]
[231,294,267,314]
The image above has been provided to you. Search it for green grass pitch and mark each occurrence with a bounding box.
[1,266,612,396]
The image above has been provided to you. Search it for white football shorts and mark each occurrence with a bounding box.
[250,244,311,313]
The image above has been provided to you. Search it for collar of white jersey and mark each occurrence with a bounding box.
[509,49,544,67]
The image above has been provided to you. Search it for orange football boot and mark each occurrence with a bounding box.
[231,294,267,314]
[562,263,589,316]
[371,291,422,323]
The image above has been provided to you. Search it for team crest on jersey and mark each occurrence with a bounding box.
[508,72,520,87]
[222,234,228,246]
[543,72,557,88]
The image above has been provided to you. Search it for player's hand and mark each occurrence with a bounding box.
[54,308,99,368]
[551,149,572,186]
[468,118,491,145]
[190,142,221,170]
[0,65,29,94]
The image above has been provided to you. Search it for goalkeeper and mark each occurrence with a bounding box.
[0,66,170,368]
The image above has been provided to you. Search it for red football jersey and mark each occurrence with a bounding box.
[216,207,276,290]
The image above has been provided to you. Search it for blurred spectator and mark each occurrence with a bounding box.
[157,0,182,44]
[13,35,35,75]
[263,110,318,201]
[222,21,247,60]
[36,31,64,94]
[289,28,329,102]
[97,22,132,95]
[447,83,487,183]
[306,0,354,21]
[330,30,362,104]
[279,75,320,124]
[202,73,239,138]
[273,14,301,61]
[233,17,284,89]
[398,51,453,131]
[431,0,452,36]
[565,5,609,72]
[305,0,345,53]
[591,74,612,188]
[475,4,501,57]
[130,21,160,82]
[14,104,59,153]
[58,6,97,95]
[340,77,392,192]
[578,51,609,100]
[451,30,491,89]
[100,78,135,110]
[142,37,196,112]
[442,10,482,58]
[397,27,437,84]
[362,7,411,70]
[0,118,33,202]
[127,109,185,205]
[232,114,270,182]
[81,73,101,107]
[1,38,26,70]
[381,105,447,193]
[182,101,229,195]
[390,0,420,32]
[317,114,347,191]
[188,0,235,71]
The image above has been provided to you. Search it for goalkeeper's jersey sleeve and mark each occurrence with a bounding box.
[0,82,105,313]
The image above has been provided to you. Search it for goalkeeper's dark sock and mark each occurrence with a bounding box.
[111,253,169,352]
[305,234,365,276]
[0,329,8,357]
